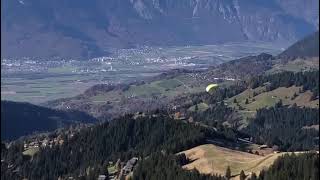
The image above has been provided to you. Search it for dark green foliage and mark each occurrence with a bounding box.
[247,106,319,151]
[188,102,235,127]
[132,152,226,180]
[225,166,231,179]
[250,173,257,180]
[245,99,249,104]
[195,104,199,111]
[2,114,227,179]
[183,83,247,106]
[257,153,319,180]
[1,101,97,141]
[249,71,319,98]
[240,170,246,180]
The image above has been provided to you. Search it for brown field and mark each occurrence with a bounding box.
[179,144,307,180]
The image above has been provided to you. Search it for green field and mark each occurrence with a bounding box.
[1,74,97,104]
[225,85,319,127]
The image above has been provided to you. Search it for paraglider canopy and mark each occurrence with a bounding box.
[206,84,218,92]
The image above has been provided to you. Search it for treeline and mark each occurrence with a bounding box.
[249,71,319,98]
[246,105,319,151]
[194,83,247,105]
[257,153,319,180]
[171,83,246,114]
[188,102,236,125]
[2,113,228,180]
[132,152,226,180]
[186,102,242,140]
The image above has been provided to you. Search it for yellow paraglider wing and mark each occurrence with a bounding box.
[206,84,218,92]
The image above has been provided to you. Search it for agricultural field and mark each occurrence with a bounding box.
[180,144,306,180]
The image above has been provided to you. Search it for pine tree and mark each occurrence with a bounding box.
[259,169,265,180]
[195,104,199,112]
[245,99,249,104]
[240,170,246,180]
[250,172,257,180]
[275,99,282,107]
[225,166,231,179]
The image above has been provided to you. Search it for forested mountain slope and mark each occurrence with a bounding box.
[1,101,97,141]
[1,113,235,179]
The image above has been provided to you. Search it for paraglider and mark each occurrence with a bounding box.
[206,84,218,93]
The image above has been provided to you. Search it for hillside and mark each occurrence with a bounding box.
[1,101,97,141]
[43,30,320,120]
[1,113,236,179]
[2,110,318,180]
[180,144,316,179]
[202,53,274,80]
[41,52,273,119]
[2,0,318,59]
[279,31,319,58]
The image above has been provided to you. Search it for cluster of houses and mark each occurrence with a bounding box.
[23,135,65,150]
[122,157,139,176]
[173,111,195,123]
[101,157,139,180]
[22,123,90,151]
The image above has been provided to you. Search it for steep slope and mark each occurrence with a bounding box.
[181,144,289,177]
[1,114,232,179]
[204,31,320,80]
[1,0,317,59]
[1,101,97,141]
[279,31,319,58]
[180,144,318,179]
[203,53,274,80]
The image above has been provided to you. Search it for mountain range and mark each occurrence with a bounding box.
[2,0,319,59]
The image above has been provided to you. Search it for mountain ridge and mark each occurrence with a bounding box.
[2,0,318,59]
[279,31,319,58]
[1,100,97,141]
